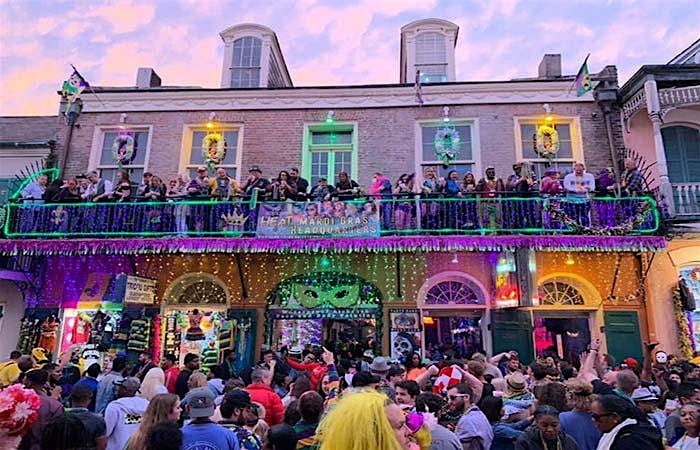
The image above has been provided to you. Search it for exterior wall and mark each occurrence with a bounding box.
[59,101,615,188]
[0,280,25,358]
[646,238,700,354]
[0,116,59,142]
[624,106,700,188]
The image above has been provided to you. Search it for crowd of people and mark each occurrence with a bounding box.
[20,159,646,205]
[2,336,700,450]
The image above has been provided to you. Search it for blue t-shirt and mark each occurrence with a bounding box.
[559,411,602,450]
[182,421,240,450]
[73,377,99,411]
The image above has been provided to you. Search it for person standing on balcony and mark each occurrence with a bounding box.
[564,163,596,227]
[370,172,392,230]
[289,168,309,201]
[622,158,645,197]
[143,175,166,202]
[86,171,113,203]
[241,166,270,200]
[21,174,48,203]
[136,172,153,198]
[111,171,132,202]
[334,171,359,201]
[309,178,335,201]
[476,167,505,230]
[267,170,297,201]
[393,173,415,230]
[188,167,211,198]
[211,167,241,201]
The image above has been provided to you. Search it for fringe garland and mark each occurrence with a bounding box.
[673,288,694,359]
[0,235,667,256]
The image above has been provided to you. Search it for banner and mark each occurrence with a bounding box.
[256,200,380,238]
[78,273,112,309]
[389,309,421,361]
[124,275,157,305]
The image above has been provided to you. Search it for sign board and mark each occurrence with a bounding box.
[389,309,421,361]
[256,200,380,238]
[124,275,157,305]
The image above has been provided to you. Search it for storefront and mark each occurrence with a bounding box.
[264,271,383,355]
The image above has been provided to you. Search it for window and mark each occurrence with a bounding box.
[97,130,149,184]
[231,36,262,88]
[415,32,447,83]
[538,281,585,306]
[516,120,580,179]
[303,127,357,186]
[419,123,474,178]
[186,130,239,179]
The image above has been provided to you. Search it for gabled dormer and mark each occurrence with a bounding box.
[219,23,293,88]
[400,18,459,84]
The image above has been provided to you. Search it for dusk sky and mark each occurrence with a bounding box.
[1,0,698,116]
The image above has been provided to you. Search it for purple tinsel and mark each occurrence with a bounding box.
[0,235,667,256]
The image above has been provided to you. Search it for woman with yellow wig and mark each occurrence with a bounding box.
[315,390,412,450]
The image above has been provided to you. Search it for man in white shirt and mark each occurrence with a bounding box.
[563,163,596,227]
[85,171,113,202]
[21,174,48,203]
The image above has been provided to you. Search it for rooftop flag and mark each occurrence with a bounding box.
[573,54,592,97]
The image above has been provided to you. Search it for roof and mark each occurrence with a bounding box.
[0,116,59,143]
[668,37,700,64]
[619,64,700,101]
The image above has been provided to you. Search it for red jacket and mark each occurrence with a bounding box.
[246,383,284,426]
[286,358,328,391]
[164,367,180,394]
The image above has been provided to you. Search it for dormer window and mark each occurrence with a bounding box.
[415,32,448,83]
[219,23,293,88]
[400,19,458,84]
[231,36,262,88]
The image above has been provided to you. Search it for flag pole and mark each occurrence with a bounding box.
[567,53,591,95]
[71,64,106,108]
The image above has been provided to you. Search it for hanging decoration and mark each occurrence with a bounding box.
[0,235,667,256]
[111,131,135,168]
[543,200,654,235]
[535,125,560,160]
[201,133,227,172]
[673,287,694,359]
[433,127,461,168]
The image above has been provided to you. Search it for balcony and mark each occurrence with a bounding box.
[672,182,700,217]
[2,196,659,239]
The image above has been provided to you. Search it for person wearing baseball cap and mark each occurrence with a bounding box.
[105,377,148,450]
[182,387,239,449]
[218,389,262,449]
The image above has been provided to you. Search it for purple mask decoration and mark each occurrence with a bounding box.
[406,412,424,433]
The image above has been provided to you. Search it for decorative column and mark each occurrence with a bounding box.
[644,80,675,216]
[220,40,233,88]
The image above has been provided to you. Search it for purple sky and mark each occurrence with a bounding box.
[1,0,698,116]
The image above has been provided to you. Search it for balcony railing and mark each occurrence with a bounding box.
[672,183,700,217]
[2,196,659,239]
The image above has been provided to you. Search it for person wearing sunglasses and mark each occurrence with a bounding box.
[591,394,663,450]
[446,383,493,450]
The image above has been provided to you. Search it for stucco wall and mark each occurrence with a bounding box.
[0,280,25,359]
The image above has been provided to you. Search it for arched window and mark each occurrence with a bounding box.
[231,36,262,88]
[419,273,486,308]
[165,273,229,305]
[538,281,585,306]
[415,32,447,83]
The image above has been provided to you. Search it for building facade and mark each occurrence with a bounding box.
[0,20,663,369]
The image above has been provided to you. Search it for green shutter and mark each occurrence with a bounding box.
[603,311,642,365]
[491,309,534,364]
[662,126,700,183]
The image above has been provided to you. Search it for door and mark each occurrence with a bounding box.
[491,309,534,364]
[604,311,642,365]
[662,126,700,183]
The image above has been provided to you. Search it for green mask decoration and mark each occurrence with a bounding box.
[293,283,360,308]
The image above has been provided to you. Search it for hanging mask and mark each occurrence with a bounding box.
[655,351,668,365]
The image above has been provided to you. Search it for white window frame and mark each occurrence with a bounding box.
[178,124,244,182]
[415,31,448,83]
[230,36,263,88]
[514,116,584,170]
[301,122,359,186]
[88,125,153,177]
[414,118,481,185]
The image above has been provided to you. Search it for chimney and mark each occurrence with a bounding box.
[136,67,162,88]
[538,54,561,79]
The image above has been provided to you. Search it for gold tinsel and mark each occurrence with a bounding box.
[673,287,694,359]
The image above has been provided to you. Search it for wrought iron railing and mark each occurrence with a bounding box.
[2,195,659,238]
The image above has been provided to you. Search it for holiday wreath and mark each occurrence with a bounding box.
[111,132,135,167]
[433,127,461,167]
[202,132,227,171]
[535,125,560,159]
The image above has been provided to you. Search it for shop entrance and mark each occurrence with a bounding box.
[265,272,383,354]
[533,312,591,364]
[422,313,484,360]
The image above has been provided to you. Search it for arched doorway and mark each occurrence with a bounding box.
[265,272,383,355]
[161,273,231,367]
[417,272,488,359]
[533,274,602,364]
